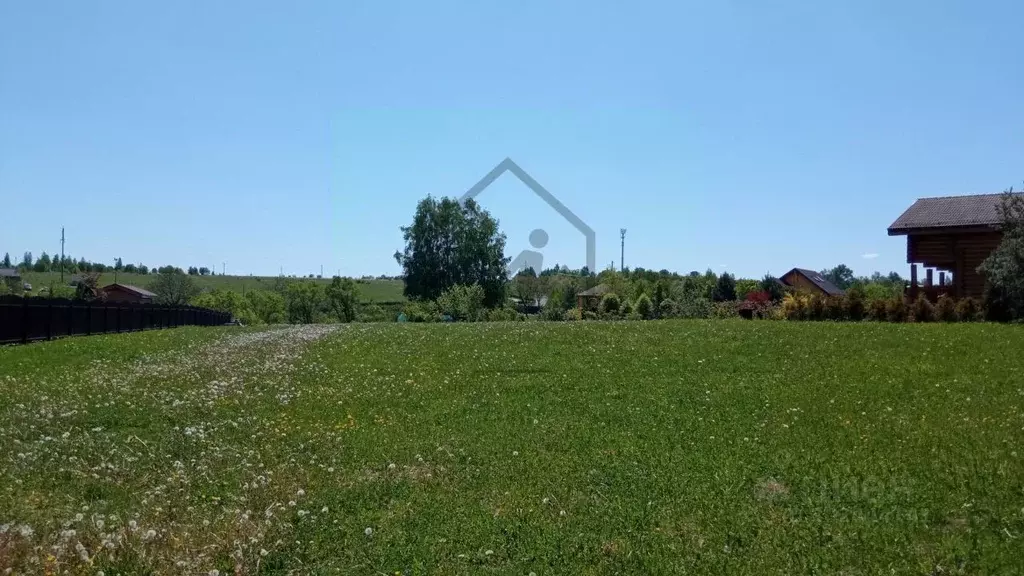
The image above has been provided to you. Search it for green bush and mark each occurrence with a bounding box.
[658,298,679,318]
[955,297,981,322]
[485,307,523,322]
[678,296,713,319]
[358,303,390,323]
[620,298,634,316]
[825,296,846,321]
[563,308,582,321]
[885,297,908,323]
[910,295,935,322]
[711,301,739,319]
[808,295,827,321]
[582,310,598,321]
[437,284,485,321]
[867,298,888,321]
[845,286,866,321]
[599,293,621,316]
[402,300,440,322]
[935,295,957,322]
[634,293,654,319]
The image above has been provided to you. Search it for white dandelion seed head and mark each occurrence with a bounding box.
[364,527,373,536]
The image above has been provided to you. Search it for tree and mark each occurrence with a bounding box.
[978,188,1024,320]
[437,284,486,321]
[1,253,10,268]
[285,281,326,323]
[191,289,259,325]
[199,267,210,276]
[760,274,786,301]
[123,263,138,273]
[21,252,32,269]
[187,266,199,275]
[246,289,286,324]
[634,293,654,319]
[33,252,52,272]
[151,270,200,305]
[821,264,855,290]
[138,264,149,275]
[325,277,359,322]
[115,258,123,271]
[395,196,509,308]
[712,272,737,302]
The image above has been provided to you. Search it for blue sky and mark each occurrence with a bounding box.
[2,1,1022,278]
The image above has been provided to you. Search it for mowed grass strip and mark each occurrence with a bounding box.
[1,321,1023,574]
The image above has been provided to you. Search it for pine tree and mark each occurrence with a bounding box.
[1,253,10,268]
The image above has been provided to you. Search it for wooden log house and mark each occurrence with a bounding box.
[888,192,1019,300]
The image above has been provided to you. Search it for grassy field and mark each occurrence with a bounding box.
[18,271,406,302]
[1,321,1022,574]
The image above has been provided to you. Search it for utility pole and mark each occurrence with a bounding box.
[60,227,65,283]
[320,264,324,278]
[114,257,119,283]
[620,228,627,272]
[222,262,226,276]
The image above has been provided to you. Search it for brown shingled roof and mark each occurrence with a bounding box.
[103,283,156,298]
[887,193,1022,235]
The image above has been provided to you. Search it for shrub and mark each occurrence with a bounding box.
[485,307,522,322]
[658,298,679,318]
[807,295,827,321]
[712,273,737,302]
[599,293,621,316]
[712,301,739,319]
[885,297,908,323]
[782,294,805,320]
[955,297,981,322]
[867,298,888,321]
[359,303,390,323]
[845,286,866,321]
[402,300,439,322]
[563,308,582,321]
[678,296,713,319]
[437,284,486,321]
[745,290,772,305]
[935,295,957,322]
[910,294,935,322]
[582,310,598,321]
[634,293,654,319]
[620,298,634,316]
[825,296,846,321]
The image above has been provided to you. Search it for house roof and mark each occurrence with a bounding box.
[784,268,846,296]
[103,283,156,298]
[887,193,1022,235]
[0,268,20,278]
[578,283,613,297]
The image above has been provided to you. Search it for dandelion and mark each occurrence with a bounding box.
[542,497,550,505]
[296,489,306,497]
[128,520,138,531]
[144,529,157,540]
[560,510,566,516]
[288,500,297,507]
[260,549,269,557]
[209,571,220,576]
[364,527,373,536]
[512,451,519,456]
[387,463,396,470]
[485,549,494,555]
[297,510,309,517]
[321,506,329,513]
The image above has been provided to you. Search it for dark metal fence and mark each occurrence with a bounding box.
[0,296,231,344]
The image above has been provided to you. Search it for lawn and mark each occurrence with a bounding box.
[1,321,1022,574]
[18,271,406,302]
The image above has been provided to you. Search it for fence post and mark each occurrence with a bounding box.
[21,298,29,344]
[46,300,53,341]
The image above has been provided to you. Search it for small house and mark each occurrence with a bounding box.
[102,283,156,304]
[0,268,21,287]
[779,268,845,297]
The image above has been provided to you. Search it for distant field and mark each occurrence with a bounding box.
[1,321,1022,574]
[18,271,406,302]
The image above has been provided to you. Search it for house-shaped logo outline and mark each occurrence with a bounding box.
[459,157,596,273]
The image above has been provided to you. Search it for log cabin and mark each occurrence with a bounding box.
[887,192,1020,300]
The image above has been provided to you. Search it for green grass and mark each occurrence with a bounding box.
[1,321,1023,574]
[18,271,406,302]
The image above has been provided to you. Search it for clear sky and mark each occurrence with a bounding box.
[2,1,1022,278]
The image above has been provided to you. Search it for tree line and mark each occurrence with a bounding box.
[0,252,221,277]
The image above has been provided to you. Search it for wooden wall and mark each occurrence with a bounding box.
[906,231,1001,298]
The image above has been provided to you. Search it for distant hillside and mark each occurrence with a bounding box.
[18,271,406,303]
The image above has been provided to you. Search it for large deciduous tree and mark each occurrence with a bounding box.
[820,264,855,290]
[151,270,200,305]
[325,276,359,322]
[395,196,509,307]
